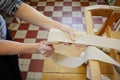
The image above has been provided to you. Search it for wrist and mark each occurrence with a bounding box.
[32,43,39,53]
[23,43,38,53]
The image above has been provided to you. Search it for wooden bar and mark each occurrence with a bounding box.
[85,5,120,17]
[43,58,86,73]
[42,73,87,80]
[84,10,101,80]
[112,31,120,39]
[96,11,120,36]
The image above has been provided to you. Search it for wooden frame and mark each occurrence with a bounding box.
[84,5,120,80]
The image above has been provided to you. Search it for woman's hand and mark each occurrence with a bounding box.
[57,24,76,48]
[59,24,84,50]
[37,40,54,57]
[60,24,76,41]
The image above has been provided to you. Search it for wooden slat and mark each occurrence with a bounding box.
[42,73,114,80]
[106,26,120,62]
[100,62,113,74]
[111,31,120,39]
[85,5,120,11]
[84,10,94,35]
[84,10,101,80]
[91,9,113,17]
[96,11,120,36]
[85,5,120,17]
[43,58,86,73]
[42,73,87,80]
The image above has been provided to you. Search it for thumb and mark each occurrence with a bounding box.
[39,44,52,51]
[68,29,76,41]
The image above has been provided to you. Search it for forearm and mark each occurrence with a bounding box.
[15,3,63,30]
[14,3,76,41]
[0,40,38,55]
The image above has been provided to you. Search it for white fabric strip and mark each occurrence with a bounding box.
[50,46,120,68]
[48,29,120,50]
[50,46,120,80]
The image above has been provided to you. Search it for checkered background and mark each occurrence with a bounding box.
[4,0,107,80]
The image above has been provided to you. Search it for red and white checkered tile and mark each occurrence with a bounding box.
[5,0,107,80]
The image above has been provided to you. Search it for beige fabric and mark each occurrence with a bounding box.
[48,29,120,50]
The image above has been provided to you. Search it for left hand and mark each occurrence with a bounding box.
[59,24,84,50]
[60,24,76,41]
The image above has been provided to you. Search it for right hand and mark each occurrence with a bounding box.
[37,40,54,57]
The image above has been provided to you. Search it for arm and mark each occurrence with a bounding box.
[0,0,74,56]
[0,0,75,39]
[0,40,53,56]
[0,0,53,56]
[15,3,75,40]
[15,3,62,30]
[0,40,37,55]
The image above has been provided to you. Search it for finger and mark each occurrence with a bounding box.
[42,45,54,57]
[40,50,47,55]
[44,51,53,57]
[41,50,52,57]
[43,45,53,51]
[68,29,76,41]
[43,49,54,57]
[41,40,51,46]
[39,41,53,51]
[45,46,54,57]
[42,41,54,49]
